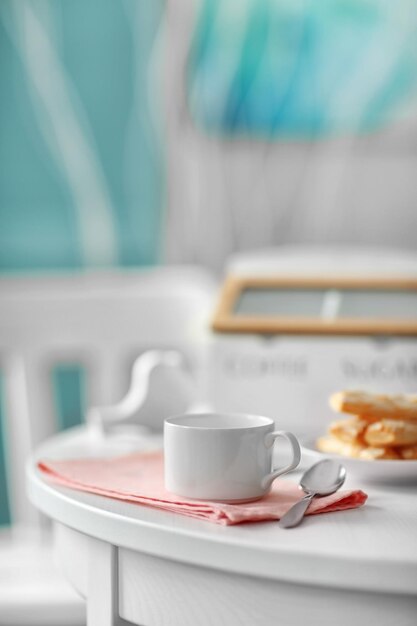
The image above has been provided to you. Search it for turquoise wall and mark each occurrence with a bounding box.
[0,0,164,524]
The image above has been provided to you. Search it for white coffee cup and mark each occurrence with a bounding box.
[164,412,301,502]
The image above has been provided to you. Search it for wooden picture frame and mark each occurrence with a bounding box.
[211,275,417,335]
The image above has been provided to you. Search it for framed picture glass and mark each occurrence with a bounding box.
[212,276,417,335]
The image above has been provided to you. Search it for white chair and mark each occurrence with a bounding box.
[89,349,210,437]
[0,266,216,625]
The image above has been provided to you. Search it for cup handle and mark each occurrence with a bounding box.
[261,431,301,490]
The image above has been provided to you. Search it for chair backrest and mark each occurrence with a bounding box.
[0,266,216,525]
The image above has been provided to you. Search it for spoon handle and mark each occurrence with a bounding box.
[278,492,315,528]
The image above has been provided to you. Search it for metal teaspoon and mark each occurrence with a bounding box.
[279,459,346,528]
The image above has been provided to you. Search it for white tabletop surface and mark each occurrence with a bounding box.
[27,425,417,596]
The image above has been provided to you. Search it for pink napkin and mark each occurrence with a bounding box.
[38,451,367,526]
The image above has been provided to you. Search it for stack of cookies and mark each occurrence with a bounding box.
[317,390,417,460]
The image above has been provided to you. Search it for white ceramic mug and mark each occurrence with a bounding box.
[164,412,301,502]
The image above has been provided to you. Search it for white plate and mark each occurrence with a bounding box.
[300,435,417,485]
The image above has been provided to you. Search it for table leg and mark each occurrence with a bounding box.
[87,537,129,626]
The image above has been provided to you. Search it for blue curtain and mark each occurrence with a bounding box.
[0,0,164,271]
[188,0,417,138]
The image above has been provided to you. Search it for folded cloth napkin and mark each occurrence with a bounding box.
[38,451,367,526]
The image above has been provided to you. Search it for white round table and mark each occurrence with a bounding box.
[27,426,417,626]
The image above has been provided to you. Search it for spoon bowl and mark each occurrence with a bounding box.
[300,458,346,495]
